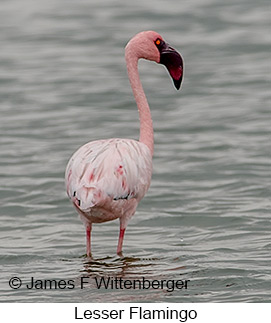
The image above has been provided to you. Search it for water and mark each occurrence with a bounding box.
[0,0,270,303]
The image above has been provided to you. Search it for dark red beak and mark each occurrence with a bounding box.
[159,42,184,90]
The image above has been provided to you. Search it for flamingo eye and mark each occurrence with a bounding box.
[155,38,165,50]
[155,39,161,46]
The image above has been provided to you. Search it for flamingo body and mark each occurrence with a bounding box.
[65,138,152,225]
[65,31,183,256]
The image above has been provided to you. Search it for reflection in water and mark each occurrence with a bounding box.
[81,255,160,277]
[73,255,192,302]
[75,254,192,302]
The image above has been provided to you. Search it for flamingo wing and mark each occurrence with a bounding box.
[65,138,152,212]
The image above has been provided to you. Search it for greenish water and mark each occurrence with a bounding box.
[0,0,270,302]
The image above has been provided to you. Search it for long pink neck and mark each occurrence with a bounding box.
[125,50,154,156]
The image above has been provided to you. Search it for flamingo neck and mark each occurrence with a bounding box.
[125,51,154,156]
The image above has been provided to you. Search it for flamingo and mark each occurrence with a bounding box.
[65,31,183,257]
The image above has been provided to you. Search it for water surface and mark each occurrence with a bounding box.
[0,0,270,302]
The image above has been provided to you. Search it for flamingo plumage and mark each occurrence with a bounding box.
[65,31,183,257]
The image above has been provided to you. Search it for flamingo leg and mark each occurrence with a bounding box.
[86,224,92,257]
[117,228,126,256]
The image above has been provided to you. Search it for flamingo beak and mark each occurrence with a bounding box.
[159,43,184,90]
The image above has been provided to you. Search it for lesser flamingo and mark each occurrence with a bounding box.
[65,31,183,257]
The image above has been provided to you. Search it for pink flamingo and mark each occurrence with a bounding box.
[65,31,183,257]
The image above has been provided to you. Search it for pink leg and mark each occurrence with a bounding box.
[117,228,126,256]
[86,224,92,257]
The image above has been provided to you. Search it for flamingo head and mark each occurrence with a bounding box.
[126,30,184,90]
